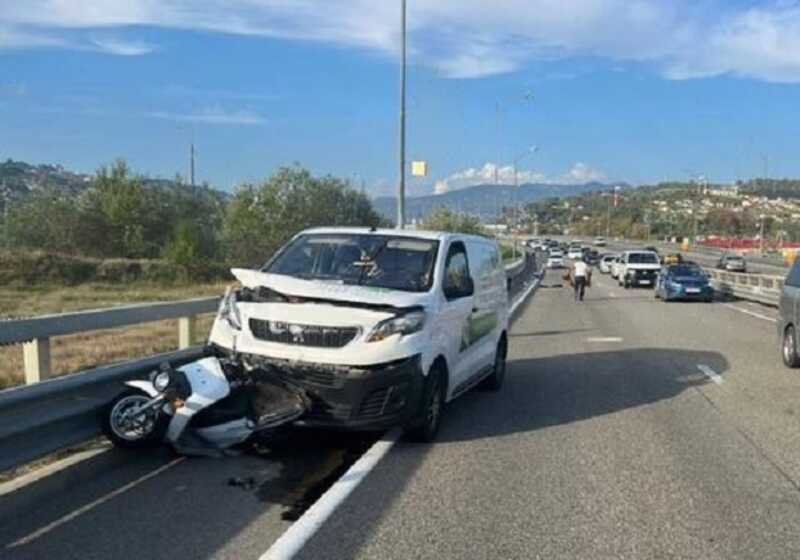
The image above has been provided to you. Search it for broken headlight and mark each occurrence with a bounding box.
[367,310,426,343]
[218,287,243,330]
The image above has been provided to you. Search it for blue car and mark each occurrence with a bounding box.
[655,263,714,302]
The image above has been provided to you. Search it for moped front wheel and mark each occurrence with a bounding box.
[103,390,168,448]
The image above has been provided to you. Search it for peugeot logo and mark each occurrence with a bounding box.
[288,324,305,343]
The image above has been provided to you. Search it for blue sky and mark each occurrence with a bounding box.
[2,1,800,196]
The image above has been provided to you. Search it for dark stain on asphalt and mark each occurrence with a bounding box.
[230,429,377,521]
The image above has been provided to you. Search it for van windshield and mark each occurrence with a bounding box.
[264,234,439,292]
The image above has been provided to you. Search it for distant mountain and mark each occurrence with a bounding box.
[373,182,623,223]
[0,159,93,203]
[0,158,228,207]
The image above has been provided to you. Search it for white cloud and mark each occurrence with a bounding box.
[562,162,606,183]
[3,1,800,82]
[149,106,266,126]
[91,36,155,55]
[434,161,606,194]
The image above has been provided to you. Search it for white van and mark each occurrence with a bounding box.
[207,227,510,442]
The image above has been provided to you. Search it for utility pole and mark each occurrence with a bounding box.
[2,180,8,250]
[495,101,501,185]
[396,0,407,229]
[606,192,612,239]
[189,143,196,187]
[512,145,538,258]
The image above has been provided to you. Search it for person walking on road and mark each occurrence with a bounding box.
[571,257,591,302]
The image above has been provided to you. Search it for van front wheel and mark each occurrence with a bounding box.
[405,365,446,443]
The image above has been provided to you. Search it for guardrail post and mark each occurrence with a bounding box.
[23,337,52,384]
[178,316,196,350]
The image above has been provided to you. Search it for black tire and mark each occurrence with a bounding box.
[479,338,507,392]
[783,326,800,368]
[405,365,446,443]
[103,389,168,449]
[654,288,660,299]
[623,277,630,289]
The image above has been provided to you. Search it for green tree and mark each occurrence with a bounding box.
[419,207,485,235]
[164,221,205,278]
[223,165,384,266]
[5,192,82,254]
[83,160,151,258]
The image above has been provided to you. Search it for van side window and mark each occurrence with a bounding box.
[787,260,800,288]
[443,242,471,299]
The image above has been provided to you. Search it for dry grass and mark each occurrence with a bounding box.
[0,281,230,317]
[0,282,228,390]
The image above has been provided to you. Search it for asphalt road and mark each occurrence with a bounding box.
[297,265,800,559]
[0,428,376,560]
[4,256,799,559]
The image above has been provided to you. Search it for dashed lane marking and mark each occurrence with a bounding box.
[723,303,777,324]
[586,337,623,343]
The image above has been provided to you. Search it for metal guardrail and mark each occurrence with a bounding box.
[0,259,534,473]
[0,348,204,473]
[2,297,219,384]
[704,269,783,306]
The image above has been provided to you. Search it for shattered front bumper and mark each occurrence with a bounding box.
[242,353,425,431]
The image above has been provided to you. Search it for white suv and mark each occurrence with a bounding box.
[567,246,584,260]
[208,227,510,442]
[618,250,661,288]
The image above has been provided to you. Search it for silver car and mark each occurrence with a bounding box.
[780,258,800,368]
[717,254,747,273]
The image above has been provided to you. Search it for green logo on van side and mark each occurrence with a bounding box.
[460,311,498,351]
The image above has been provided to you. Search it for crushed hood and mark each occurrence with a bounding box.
[231,268,432,310]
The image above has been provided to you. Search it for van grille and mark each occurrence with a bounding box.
[249,319,359,348]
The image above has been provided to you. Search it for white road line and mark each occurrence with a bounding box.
[608,292,618,298]
[510,276,541,316]
[698,364,724,385]
[0,446,110,498]
[5,457,185,549]
[260,431,400,560]
[723,303,778,323]
[586,337,623,343]
[261,275,542,560]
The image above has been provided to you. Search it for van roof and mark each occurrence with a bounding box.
[300,226,494,244]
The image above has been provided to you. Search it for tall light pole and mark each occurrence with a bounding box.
[189,143,195,187]
[396,0,407,229]
[512,145,538,258]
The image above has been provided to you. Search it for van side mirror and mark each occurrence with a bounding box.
[444,275,474,300]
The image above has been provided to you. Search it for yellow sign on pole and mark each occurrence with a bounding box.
[411,161,427,177]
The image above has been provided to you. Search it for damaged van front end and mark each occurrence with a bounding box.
[208,267,436,431]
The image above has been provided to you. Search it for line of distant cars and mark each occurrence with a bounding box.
[527,238,604,270]
[602,249,714,302]
[527,237,717,303]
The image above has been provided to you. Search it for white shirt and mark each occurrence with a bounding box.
[573,261,589,278]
